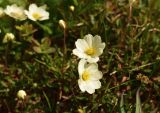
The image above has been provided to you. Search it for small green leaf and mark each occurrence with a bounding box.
[33,46,42,53]
[41,37,51,46]
[45,47,55,54]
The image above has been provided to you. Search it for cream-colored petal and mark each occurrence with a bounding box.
[94,48,102,56]
[94,43,105,56]
[84,80,101,94]
[72,49,87,58]
[93,35,102,44]
[92,35,105,48]
[78,59,86,77]
[86,63,98,71]
[87,57,99,63]
[29,4,38,12]
[84,34,93,47]
[39,11,49,20]
[75,39,89,52]
[85,83,95,94]
[24,10,36,21]
[78,79,86,92]
[88,80,101,89]
[89,71,103,80]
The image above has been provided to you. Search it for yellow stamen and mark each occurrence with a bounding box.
[82,71,89,81]
[85,48,95,56]
[32,13,41,19]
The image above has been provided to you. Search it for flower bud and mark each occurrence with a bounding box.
[77,108,84,113]
[17,90,27,100]
[59,19,66,29]
[69,5,75,12]
[3,33,15,43]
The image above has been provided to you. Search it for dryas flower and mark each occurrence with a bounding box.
[3,33,15,43]
[78,59,103,94]
[24,3,49,21]
[73,34,105,63]
[4,4,27,20]
[17,90,27,100]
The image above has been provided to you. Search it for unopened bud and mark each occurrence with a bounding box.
[59,19,66,29]
[3,33,15,43]
[17,90,27,100]
[69,5,75,12]
[78,108,84,113]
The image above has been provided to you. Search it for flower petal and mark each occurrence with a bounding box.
[86,63,98,71]
[73,49,87,59]
[87,57,99,63]
[92,80,101,89]
[75,39,89,52]
[29,4,38,12]
[90,71,103,80]
[78,79,86,92]
[93,35,102,44]
[84,34,93,48]
[78,59,86,77]
[87,80,101,89]
[85,84,95,94]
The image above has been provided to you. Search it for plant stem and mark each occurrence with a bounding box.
[63,29,67,55]
[5,44,9,67]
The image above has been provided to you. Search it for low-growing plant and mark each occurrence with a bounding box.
[0,0,160,112]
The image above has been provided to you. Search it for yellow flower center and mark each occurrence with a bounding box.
[85,48,95,56]
[82,71,89,81]
[32,13,41,19]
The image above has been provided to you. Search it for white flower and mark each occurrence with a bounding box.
[17,90,27,100]
[24,4,49,21]
[78,59,103,94]
[4,4,27,20]
[73,34,105,63]
[3,33,15,43]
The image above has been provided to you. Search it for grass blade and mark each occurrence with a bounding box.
[135,88,142,113]
[120,93,126,113]
[43,91,52,112]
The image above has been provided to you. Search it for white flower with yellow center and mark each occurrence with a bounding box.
[4,4,27,20]
[24,4,49,21]
[73,34,105,63]
[78,59,103,94]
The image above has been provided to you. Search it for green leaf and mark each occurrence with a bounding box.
[135,88,142,113]
[41,37,51,46]
[33,46,42,53]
